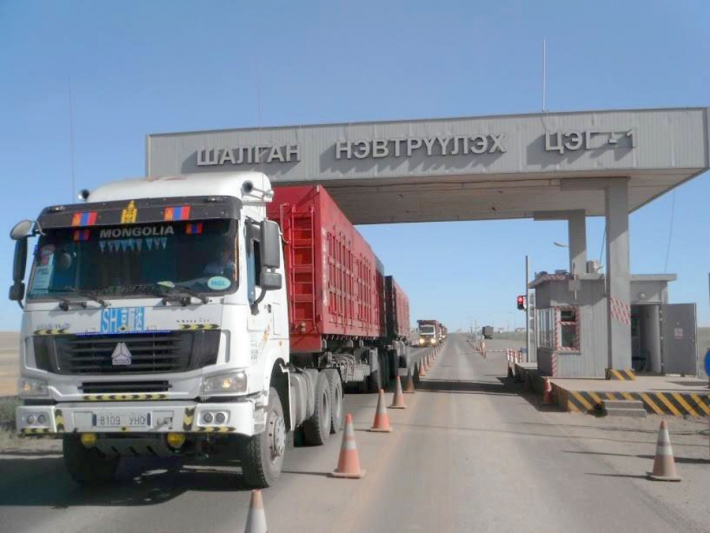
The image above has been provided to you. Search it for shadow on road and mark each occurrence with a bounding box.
[0,456,251,508]
[566,449,710,465]
[417,378,517,396]
[585,473,649,480]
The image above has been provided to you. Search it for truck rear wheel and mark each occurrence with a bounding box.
[62,435,119,487]
[303,372,331,445]
[241,387,286,488]
[368,366,382,393]
[323,369,343,433]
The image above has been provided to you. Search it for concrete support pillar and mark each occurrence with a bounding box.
[605,179,632,370]
[567,210,587,276]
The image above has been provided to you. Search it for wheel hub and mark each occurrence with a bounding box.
[269,415,286,460]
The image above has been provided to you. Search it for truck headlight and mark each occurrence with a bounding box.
[202,371,248,395]
[18,377,48,398]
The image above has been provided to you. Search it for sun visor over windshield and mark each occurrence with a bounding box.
[37,196,241,229]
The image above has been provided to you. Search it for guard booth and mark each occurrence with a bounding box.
[531,269,697,378]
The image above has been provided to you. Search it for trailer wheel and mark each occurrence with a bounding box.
[62,435,119,487]
[367,367,382,393]
[241,387,286,488]
[323,369,343,433]
[303,372,332,445]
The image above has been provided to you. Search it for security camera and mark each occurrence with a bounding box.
[78,189,91,201]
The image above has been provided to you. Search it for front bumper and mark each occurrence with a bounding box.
[16,399,264,437]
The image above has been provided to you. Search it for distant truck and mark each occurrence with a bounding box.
[482,326,494,339]
[417,319,440,347]
[440,325,448,340]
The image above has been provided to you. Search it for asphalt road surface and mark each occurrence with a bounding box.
[0,335,705,532]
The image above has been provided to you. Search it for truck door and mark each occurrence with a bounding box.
[660,303,697,375]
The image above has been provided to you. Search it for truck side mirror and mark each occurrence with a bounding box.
[10,220,33,241]
[260,220,281,269]
[260,271,282,291]
[9,237,28,302]
[8,282,25,302]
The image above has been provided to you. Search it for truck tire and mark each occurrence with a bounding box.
[367,367,382,393]
[62,435,119,487]
[323,369,343,434]
[241,387,286,488]
[303,372,332,445]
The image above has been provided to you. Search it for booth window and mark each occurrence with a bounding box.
[537,308,555,349]
[536,307,579,351]
[559,308,579,350]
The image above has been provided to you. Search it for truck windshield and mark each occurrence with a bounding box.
[27,219,238,301]
[420,325,435,334]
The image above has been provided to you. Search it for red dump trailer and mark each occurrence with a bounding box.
[268,185,409,392]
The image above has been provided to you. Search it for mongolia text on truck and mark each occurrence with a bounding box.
[9,173,410,488]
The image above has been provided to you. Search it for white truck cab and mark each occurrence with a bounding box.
[9,172,317,487]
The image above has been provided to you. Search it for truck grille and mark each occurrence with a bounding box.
[80,381,170,393]
[34,331,220,375]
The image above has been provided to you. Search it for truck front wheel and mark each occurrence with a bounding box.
[241,387,286,488]
[62,435,120,487]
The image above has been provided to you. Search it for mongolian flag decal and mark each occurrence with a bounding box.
[164,206,191,221]
[73,229,91,241]
[185,222,203,235]
[71,212,98,227]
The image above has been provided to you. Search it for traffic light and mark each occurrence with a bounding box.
[517,295,526,310]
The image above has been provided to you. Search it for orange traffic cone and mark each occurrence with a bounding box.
[420,359,427,376]
[390,376,407,409]
[403,368,416,394]
[648,420,681,482]
[543,377,553,405]
[244,489,268,533]
[414,363,422,383]
[331,414,366,479]
[369,389,393,432]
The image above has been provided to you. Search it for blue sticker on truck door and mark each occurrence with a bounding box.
[100,307,145,333]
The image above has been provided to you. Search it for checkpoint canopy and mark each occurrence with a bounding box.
[146,107,710,225]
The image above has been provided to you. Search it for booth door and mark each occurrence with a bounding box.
[661,303,697,375]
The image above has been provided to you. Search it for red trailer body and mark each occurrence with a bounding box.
[385,276,410,341]
[268,186,386,353]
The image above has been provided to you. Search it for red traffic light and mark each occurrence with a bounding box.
[517,295,526,310]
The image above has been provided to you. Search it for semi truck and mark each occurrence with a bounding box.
[417,319,440,346]
[9,172,409,488]
[482,326,494,339]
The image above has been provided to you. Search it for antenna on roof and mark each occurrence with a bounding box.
[542,40,547,113]
[68,77,76,202]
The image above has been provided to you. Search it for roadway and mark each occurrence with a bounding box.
[0,334,707,532]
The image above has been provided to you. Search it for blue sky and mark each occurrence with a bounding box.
[1,0,708,330]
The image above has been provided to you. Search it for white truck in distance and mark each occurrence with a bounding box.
[9,172,407,488]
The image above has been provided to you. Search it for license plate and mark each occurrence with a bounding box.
[94,412,151,428]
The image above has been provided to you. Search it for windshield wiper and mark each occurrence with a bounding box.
[60,287,110,308]
[44,293,83,311]
[152,283,208,306]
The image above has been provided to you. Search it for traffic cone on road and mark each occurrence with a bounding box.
[543,377,553,405]
[331,414,366,479]
[403,368,416,394]
[244,489,268,533]
[390,376,407,409]
[369,389,393,432]
[648,420,682,482]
